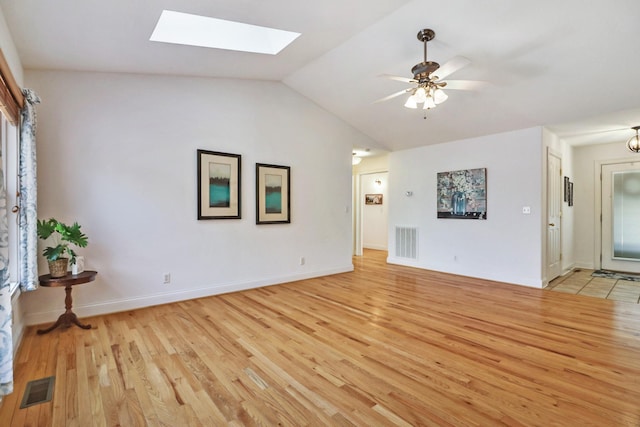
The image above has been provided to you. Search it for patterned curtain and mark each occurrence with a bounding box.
[18,89,40,291]
[0,89,40,396]
[0,114,12,396]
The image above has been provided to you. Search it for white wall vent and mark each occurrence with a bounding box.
[395,226,418,259]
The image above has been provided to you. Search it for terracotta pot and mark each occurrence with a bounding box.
[48,258,69,278]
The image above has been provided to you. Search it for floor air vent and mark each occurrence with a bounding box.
[395,226,418,259]
[20,376,55,408]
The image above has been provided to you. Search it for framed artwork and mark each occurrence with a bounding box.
[564,176,570,202]
[568,181,574,207]
[437,168,487,219]
[365,194,383,205]
[197,149,241,219]
[256,163,290,224]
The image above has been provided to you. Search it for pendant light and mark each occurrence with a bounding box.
[627,126,640,153]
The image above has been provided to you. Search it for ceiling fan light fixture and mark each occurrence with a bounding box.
[404,96,418,109]
[414,87,427,103]
[433,88,448,104]
[627,126,640,153]
[423,94,436,110]
[377,28,482,114]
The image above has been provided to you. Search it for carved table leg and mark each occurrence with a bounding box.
[37,284,92,334]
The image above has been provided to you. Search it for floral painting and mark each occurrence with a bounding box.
[437,168,487,219]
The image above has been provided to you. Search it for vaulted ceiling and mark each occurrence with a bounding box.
[3,0,640,153]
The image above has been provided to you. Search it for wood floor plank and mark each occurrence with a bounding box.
[2,249,640,426]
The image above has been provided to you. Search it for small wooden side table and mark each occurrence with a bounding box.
[37,270,98,335]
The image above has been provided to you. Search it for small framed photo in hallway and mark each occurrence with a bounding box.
[365,194,383,205]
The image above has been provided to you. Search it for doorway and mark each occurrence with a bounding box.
[353,171,388,256]
[601,161,640,273]
[362,172,388,251]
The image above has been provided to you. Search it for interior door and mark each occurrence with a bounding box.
[601,162,640,273]
[547,150,562,281]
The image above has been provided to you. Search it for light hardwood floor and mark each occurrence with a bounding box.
[2,249,640,426]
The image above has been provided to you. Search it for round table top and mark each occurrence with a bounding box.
[39,270,98,287]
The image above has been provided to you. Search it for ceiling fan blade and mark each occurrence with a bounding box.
[441,80,488,90]
[374,89,411,103]
[434,56,471,80]
[379,74,416,84]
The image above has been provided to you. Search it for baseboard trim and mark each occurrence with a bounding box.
[573,262,595,270]
[363,244,388,251]
[386,257,543,288]
[25,264,354,326]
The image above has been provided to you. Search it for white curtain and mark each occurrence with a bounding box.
[19,89,39,291]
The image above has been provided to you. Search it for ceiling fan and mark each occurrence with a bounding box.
[376,29,485,112]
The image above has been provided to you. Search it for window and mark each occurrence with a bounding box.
[0,49,25,296]
[0,114,19,295]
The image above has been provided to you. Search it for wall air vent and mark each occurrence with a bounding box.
[395,226,418,259]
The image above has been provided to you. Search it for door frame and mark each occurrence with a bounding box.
[353,169,388,256]
[546,147,563,282]
[593,156,636,270]
[353,174,362,256]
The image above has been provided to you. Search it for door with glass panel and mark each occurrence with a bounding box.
[602,162,640,273]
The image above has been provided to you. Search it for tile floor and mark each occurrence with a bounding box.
[546,269,640,304]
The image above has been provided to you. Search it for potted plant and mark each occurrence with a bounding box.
[37,218,88,278]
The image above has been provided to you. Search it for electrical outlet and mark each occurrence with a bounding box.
[163,273,171,284]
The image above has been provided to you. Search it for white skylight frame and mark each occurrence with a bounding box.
[150,10,300,55]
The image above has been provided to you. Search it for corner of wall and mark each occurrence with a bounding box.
[0,5,24,86]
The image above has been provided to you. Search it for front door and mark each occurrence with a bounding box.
[601,162,640,273]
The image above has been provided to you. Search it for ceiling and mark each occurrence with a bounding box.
[3,0,640,153]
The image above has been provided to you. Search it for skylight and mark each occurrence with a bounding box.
[150,10,300,55]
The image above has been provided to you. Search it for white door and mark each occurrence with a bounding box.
[362,172,388,251]
[547,150,562,280]
[602,162,640,273]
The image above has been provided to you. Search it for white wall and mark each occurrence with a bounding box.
[388,127,544,287]
[560,142,575,274]
[573,140,638,269]
[542,128,575,276]
[0,6,23,87]
[361,172,388,250]
[24,70,376,325]
[353,155,388,174]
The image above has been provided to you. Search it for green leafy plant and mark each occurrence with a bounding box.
[36,218,88,263]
